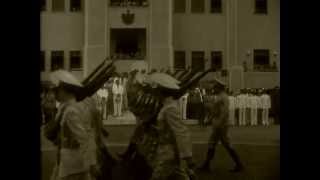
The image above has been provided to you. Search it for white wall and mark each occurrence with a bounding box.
[237,0,280,69]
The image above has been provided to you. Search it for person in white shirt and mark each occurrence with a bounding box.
[121,73,129,111]
[180,92,189,120]
[228,92,236,126]
[245,90,251,126]
[195,87,205,127]
[112,78,124,117]
[261,90,271,126]
[249,90,259,126]
[97,84,109,120]
[237,90,247,126]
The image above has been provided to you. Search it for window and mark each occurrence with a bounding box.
[174,51,186,69]
[255,0,267,14]
[40,51,45,72]
[41,0,46,11]
[211,0,222,13]
[51,51,64,71]
[192,51,205,71]
[70,51,82,70]
[70,0,82,12]
[174,0,186,13]
[52,0,65,12]
[211,51,222,70]
[191,0,205,13]
[254,49,270,71]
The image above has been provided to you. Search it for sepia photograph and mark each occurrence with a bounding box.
[40,0,280,179]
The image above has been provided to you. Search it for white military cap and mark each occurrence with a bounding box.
[146,73,180,90]
[50,70,83,88]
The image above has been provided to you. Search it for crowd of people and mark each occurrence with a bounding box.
[41,68,280,127]
[109,0,149,7]
[178,86,280,127]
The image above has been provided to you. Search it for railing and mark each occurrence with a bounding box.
[109,0,149,7]
[244,65,278,72]
[110,53,145,60]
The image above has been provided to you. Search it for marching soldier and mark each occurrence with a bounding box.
[199,78,244,172]
[144,73,195,180]
[46,70,98,180]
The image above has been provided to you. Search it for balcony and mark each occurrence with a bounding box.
[109,0,149,7]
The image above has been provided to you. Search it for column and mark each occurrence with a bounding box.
[149,0,173,70]
[83,0,107,76]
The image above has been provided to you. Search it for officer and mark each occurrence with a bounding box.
[261,89,271,126]
[250,89,259,126]
[228,91,236,126]
[199,78,244,172]
[46,70,98,180]
[237,89,247,126]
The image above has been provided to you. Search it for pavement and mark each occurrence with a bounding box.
[41,124,279,180]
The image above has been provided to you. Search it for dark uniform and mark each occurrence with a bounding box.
[199,79,244,172]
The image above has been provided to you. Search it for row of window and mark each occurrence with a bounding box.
[42,0,268,14]
[174,51,223,71]
[174,0,268,14]
[40,50,82,72]
[174,49,275,72]
[41,0,82,12]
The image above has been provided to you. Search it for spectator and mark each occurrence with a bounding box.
[97,84,109,120]
[121,72,129,111]
[261,89,271,126]
[237,89,247,126]
[245,89,251,126]
[112,78,124,117]
[249,90,259,126]
[180,92,189,120]
[228,92,236,126]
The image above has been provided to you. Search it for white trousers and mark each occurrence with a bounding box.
[113,95,123,116]
[239,108,246,126]
[229,108,235,126]
[250,108,258,126]
[262,108,269,126]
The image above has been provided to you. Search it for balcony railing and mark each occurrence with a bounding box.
[109,0,149,7]
[253,65,278,72]
[110,53,145,60]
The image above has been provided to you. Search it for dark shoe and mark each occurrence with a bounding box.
[197,163,211,172]
[229,165,244,172]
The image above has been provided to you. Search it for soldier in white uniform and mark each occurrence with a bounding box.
[245,90,251,126]
[237,90,247,126]
[112,78,124,117]
[228,92,236,126]
[180,92,189,120]
[250,90,259,126]
[97,84,109,120]
[261,90,271,126]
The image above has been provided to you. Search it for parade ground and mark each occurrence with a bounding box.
[41,124,280,180]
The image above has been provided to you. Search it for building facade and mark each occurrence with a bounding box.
[41,0,280,91]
